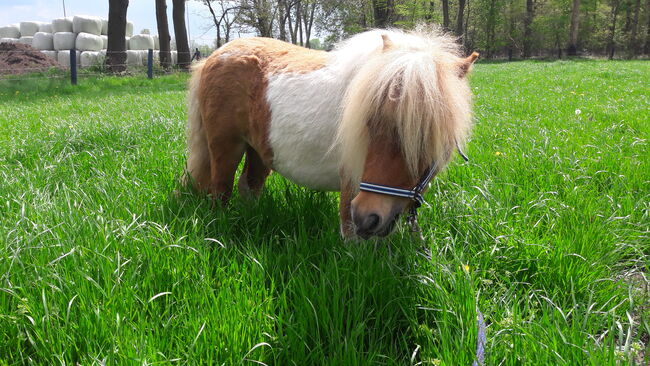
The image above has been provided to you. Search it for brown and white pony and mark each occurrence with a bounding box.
[185,28,477,239]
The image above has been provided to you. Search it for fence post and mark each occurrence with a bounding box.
[70,48,77,86]
[147,49,153,79]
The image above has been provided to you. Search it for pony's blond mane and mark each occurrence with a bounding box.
[335,28,473,183]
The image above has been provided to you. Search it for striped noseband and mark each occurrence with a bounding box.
[358,145,469,234]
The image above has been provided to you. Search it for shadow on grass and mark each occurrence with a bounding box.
[150,177,468,364]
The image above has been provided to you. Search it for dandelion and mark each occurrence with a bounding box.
[462,264,470,273]
[575,109,582,116]
[495,151,502,156]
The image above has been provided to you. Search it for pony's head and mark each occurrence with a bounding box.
[337,29,477,239]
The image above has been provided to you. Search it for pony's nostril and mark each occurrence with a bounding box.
[363,214,381,233]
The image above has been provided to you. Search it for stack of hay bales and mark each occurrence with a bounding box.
[1,16,170,70]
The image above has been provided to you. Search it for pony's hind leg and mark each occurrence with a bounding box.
[238,146,271,198]
[205,134,246,205]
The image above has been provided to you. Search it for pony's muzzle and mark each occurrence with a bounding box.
[351,192,407,239]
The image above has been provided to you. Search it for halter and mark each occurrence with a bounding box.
[358,144,469,233]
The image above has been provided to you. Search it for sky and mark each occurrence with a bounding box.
[0,0,224,46]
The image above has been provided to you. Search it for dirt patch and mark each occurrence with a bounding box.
[0,42,63,75]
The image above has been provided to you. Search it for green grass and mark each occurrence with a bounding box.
[0,60,648,365]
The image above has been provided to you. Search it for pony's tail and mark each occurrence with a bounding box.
[184,60,210,190]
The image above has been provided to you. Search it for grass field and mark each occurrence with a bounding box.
[0,60,648,365]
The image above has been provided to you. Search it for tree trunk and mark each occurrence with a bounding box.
[296,0,303,46]
[372,0,394,28]
[302,2,316,48]
[172,0,190,69]
[485,0,497,58]
[523,0,535,58]
[627,0,641,56]
[107,0,129,73]
[567,0,580,55]
[455,0,466,36]
[645,0,650,54]
[204,1,221,47]
[607,0,620,59]
[464,0,471,50]
[156,0,171,68]
[278,0,287,41]
[442,0,450,29]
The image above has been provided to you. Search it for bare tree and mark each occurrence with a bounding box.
[173,0,191,69]
[567,0,580,55]
[300,0,319,47]
[107,0,129,73]
[238,0,276,37]
[203,0,241,47]
[156,0,172,69]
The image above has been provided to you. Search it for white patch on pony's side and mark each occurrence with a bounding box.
[266,28,473,191]
[266,65,347,191]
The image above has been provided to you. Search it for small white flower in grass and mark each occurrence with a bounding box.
[575,109,582,116]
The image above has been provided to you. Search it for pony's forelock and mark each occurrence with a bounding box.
[335,28,473,183]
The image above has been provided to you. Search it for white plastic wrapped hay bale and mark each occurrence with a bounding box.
[126,50,142,67]
[40,50,57,60]
[101,19,108,35]
[19,22,41,37]
[80,51,103,68]
[101,35,108,49]
[76,32,103,51]
[153,35,159,50]
[140,50,153,66]
[129,34,154,50]
[57,50,81,68]
[73,15,102,35]
[171,50,178,65]
[126,22,134,37]
[33,32,54,50]
[38,23,53,33]
[0,25,21,38]
[125,36,130,49]
[0,38,20,44]
[18,36,33,46]
[52,18,73,33]
[53,32,76,50]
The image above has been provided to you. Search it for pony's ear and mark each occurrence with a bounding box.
[381,34,394,52]
[458,52,479,78]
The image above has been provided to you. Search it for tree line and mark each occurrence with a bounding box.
[104,0,648,72]
[199,0,650,59]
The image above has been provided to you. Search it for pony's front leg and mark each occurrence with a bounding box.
[339,179,356,238]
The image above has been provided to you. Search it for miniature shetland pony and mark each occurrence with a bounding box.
[185,28,477,239]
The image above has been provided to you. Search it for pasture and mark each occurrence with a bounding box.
[0,60,648,365]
